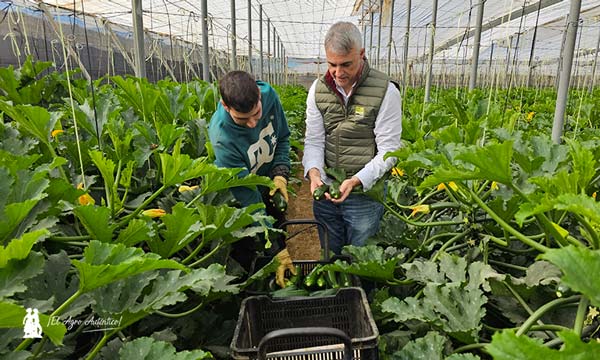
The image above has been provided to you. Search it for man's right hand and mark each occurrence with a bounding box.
[307,168,324,194]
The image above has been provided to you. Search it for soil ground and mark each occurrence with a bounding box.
[283,161,322,261]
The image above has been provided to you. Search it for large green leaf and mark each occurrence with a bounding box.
[112,76,160,123]
[0,229,48,268]
[150,203,213,258]
[89,150,116,199]
[0,198,44,245]
[391,331,446,360]
[199,165,273,195]
[116,219,154,247]
[118,337,212,360]
[382,257,495,342]
[403,253,467,284]
[156,123,186,150]
[456,141,513,185]
[541,246,600,307]
[93,265,238,337]
[487,330,600,360]
[159,138,211,187]
[0,103,59,147]
[0,252,45,298]
[0,301,67,346]
[24,251,81,310]
[72,240,186,293]
[417,167,483,193]
[72,205,113,243]
[196,203,266,243]
[323,245,400,282]
[553,193,600,225]
[565,139,596,192]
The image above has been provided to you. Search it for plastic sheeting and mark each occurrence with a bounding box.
[5,0,600,75]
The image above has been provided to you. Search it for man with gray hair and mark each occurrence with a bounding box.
[302,21,402,254]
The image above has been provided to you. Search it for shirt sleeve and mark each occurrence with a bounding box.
[354,82,402,190]
[302,80,328,182]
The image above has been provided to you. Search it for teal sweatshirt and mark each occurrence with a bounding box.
[208,81,291,208]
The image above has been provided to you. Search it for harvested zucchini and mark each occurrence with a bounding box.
[313,184,329,201]
[271,191,287,212]
[329,181,341,199]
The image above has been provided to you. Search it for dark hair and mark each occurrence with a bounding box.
[219,71,260,113]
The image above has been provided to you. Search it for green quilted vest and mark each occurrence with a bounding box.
[315,62,389,176]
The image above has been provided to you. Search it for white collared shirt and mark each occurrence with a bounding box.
[302,78,402,190]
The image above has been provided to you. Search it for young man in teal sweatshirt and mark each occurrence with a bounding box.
[208,70,295,286]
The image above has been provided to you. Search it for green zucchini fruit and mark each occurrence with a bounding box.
[329,181,341,199]
[271,191,287,212]
[313,184,329,201]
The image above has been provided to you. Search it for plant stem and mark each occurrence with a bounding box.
[383,203,466,227]
[115,184,168,228]
[489,259,527,272]
[504,282,556,339]
[574,296,589,336]
[156,301,204,318]
[452,342,488,354]
[509,184,571,247]
[432,230,470,261]
[85,329,118,360]
[483,323,570,333]
[48,235,92,242]
[466,187,548,252]
[181,236,208,265]
[188,243,224,267]
[485,235,508,247]
[573,214,599,249]
[516,295,580,336]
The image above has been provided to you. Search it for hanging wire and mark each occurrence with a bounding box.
[79,0,101,146]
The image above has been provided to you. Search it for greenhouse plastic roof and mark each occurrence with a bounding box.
[8,0,600,73]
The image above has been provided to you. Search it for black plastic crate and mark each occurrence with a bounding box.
[231,287,378,359]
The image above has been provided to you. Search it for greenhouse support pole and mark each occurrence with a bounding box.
[248,0,253,74]
[376,0,383,68]
[552,0,582,144]
[588,27,600,93]
[386,0,395,76]
[230,0,237,70]
[556,16,569,88]
[403,0,412,94]
[200,0,210,81]
[267,18,271,83]
[131,0,146,78]
[278,36,283,84]
[259,5,263,79]
[469,0,485,91]
[527,0,543,87]
[424,0,438,102]
[369,11,375,61]
[273,27,276,83]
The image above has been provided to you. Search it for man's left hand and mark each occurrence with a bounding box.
[330,176,362,203]
[269,175,289,202]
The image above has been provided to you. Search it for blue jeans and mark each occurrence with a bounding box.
[313,193,384,254]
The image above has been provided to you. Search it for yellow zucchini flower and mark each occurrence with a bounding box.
[142,209,166,218]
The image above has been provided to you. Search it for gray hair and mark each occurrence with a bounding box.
[324,22,363,54]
